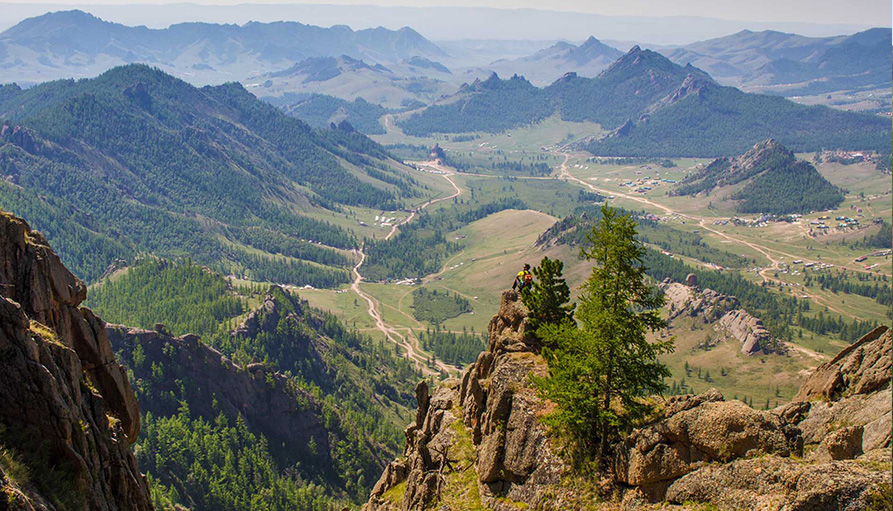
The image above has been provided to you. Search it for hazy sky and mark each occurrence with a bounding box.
[3,0,889,26]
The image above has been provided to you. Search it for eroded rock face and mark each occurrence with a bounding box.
[365,290,569,511]
[665,456,890,511]
[719,309,778,355]
[661,280,738,322]
[0,212,151,510]
[660,279,781,355]
[614,390,802,491]
[794,325,891,402]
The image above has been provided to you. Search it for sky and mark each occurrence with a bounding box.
[1,0,889,26]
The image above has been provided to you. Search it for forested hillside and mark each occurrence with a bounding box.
[0,64,421,284]
[91,259,420,510]
[277,93,388,134]
[398,73,553,136]
[672,139,845,214]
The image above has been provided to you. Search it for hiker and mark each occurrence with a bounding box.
[513,264,533,291]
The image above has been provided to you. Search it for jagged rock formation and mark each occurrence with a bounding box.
[661,279,739,322]
[718,309,776,355]
[661,279,779,354]
[0,212,151,510]
[365,289,891,511]
[365,290,571,511]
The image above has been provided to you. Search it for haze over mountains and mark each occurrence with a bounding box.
[0,9,888,116]
[0,10,445,86]
[0,3,878,43]
[397,46,890,156]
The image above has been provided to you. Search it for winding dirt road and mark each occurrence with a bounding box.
[350,161,462,375]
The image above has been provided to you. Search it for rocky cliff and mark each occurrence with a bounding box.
[0,212,151,510]
[106,324,335,476]
[365,290,572,511]
[366,290,891,511]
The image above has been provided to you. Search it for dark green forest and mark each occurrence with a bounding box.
[672,141,845,214]
[411,287,472,324]
[398,74,553,136]
[418,324,485,367]
[91,259,422,510]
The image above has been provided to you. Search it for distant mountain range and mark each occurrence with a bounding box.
[0,10,446,86]
[484,36,625,86]
[0,10,888,114]
[253,54,454,108]
[487,28,891,110]
[661,28,892,106]
[398,46,891,156]
[0,64,421,283]
[671,139,845,215]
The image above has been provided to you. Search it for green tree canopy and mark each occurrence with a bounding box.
[520,256,575,338]
[534,205,673,464]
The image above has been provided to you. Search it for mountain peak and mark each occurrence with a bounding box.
[2,9,114,38]
[739,138,794,167]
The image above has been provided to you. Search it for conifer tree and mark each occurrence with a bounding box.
[521,256,575,337]
[534,205,673,464]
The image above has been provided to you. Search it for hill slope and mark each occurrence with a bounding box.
[257,55,453,108]
[575,48,890,156]
[273,93,388,134]
[398,73,553,136]
[671,139,845,214]
[0,64,421,283]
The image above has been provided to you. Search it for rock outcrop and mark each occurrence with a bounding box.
[718,309,777,354]
[365,290,571,511]
[618,325,891,509]
[661,279,780,355]
[0,212,151,510]
[661,280,738,321]
[366,287,891,511]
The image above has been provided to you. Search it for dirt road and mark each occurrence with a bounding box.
[350,161,462,375]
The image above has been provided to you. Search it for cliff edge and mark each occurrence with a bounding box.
[365,290,891,510]
[0,212,151,510]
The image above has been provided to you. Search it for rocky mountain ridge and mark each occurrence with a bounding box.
[0,210,151,510]
[365,290,891,510]
[671,139,845,214]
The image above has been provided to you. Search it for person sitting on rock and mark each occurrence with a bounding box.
[513,264,533,291]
